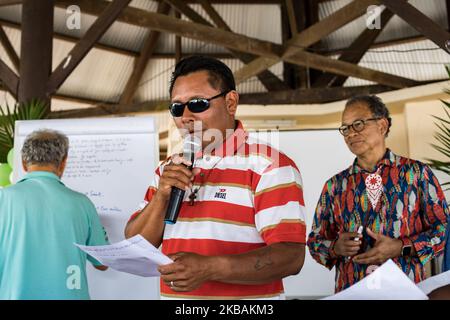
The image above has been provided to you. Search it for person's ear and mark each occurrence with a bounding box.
[58,156,68,177]
[22,160,28,172]
[225,90,239,116]
[379,118,389,136]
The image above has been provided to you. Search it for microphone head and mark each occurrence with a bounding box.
[183,134,202,163]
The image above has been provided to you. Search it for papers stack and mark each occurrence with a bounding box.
[323,260,428,300]
[75,235,172,277]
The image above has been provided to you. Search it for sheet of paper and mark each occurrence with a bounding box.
[75,235,173,277]
[323,259,428,300]
[417,269,450,295]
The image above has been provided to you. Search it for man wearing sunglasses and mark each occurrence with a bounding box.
[307,95,449,293]
[125,56,306,299]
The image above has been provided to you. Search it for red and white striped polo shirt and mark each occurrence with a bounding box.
[130,121,306,299]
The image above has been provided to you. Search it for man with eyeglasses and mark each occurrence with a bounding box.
[125,56,307,299]
[307,95,449,293]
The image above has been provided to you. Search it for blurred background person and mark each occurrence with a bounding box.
[308,95,449,293]
[0,129,109,299]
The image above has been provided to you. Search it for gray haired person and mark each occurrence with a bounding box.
[0,129,109,300]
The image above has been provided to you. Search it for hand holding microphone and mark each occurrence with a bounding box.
[163,135,202,224]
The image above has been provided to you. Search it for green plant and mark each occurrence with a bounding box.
[428,67,450,188]
[0,99,49,163]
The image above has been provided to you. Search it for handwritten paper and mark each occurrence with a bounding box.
[323,260,428,300]
[75,235,173,277]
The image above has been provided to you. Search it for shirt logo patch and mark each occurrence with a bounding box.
[214,188,227,199]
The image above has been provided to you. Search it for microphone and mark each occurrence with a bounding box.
[164,134,202,224]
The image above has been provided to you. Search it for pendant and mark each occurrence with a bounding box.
[188,188,199,206]
[365,172,382,210]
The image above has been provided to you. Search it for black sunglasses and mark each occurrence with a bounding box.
[169,90,230,117]
[339,117,381,136]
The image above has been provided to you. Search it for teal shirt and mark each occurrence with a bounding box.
[0,171,109,300]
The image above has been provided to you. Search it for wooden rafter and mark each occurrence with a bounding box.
[284,0,298,35]
[1,16,435,61]
[165,0,289,91]
[325,33,442,56]
[0,23,19,72]
[284,50,418,88]
[47,0,132,96]
[161,9,417,87]
[54,0,425,91]
[175,10,182,63]
[0,58,18,97]
[313,7,394,88]
[1,0,284,5]
[234,0,381,85]
[197,0,228,29]
[157,0,282,3]
[0,18,238,60]
[281,0,309,89]
[380,0,450,52]
[49,99,169,119]
[0,0,21,5]
[0,18,140,58]
[119,2,171,105]
[48,84,395,119]
[60,0,418,88]
[239,85,393,105]
[447,0,450,31]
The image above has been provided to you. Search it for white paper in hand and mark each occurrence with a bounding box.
[75,235,173,277]
[323,259,428,300]
[417,269,450,295]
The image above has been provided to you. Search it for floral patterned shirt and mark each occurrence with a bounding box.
[307,149,449,292]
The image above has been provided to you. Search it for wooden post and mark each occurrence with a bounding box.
[19,0,53,109]
[282,0,308,89]
[175,11,182,63]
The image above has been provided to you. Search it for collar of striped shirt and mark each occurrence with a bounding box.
[198,120,248,159]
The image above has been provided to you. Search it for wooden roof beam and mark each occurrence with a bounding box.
[233,0,381,85]
[119,2,171,105]
[380,0,450,53]
[48,84,393,118]
[0,58,18,98]
[0,0,21,6]
[239,85,393,105]
[54,0,417,88]
[166,0,290,91]
[47,0,132,95]
[0,23,19,72]
[313,7,394,88]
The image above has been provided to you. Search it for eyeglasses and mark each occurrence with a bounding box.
[339,118,381,136]
[169,90,230,117]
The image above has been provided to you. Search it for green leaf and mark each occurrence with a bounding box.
[0,99,49,162]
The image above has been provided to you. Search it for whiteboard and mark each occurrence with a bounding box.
[249,129,355,299]
[13,117,160,300]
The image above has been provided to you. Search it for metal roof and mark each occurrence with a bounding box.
[0,1,448,109]
[344,39,450,86]
[319,0,448,50]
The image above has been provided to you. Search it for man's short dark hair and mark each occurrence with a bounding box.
[345,95,392,137]
[169,55,236,96]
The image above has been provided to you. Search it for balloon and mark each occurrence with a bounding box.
[0,163,12,187]
[9,171,13,184]
[7,148,13,168]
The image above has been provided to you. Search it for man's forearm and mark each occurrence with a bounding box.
[210,242,305,285]
[124,193,168,247]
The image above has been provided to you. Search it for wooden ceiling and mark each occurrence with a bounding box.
[0,0,448,119]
